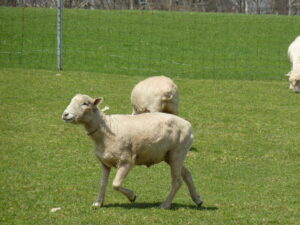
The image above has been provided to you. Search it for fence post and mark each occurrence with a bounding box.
[57,0,63,71]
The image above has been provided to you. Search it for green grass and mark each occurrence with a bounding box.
[0,68,299,225]
[1,7,300,225]
[1,7,300,79]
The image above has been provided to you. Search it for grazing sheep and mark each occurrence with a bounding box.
[131,76,179,115]
[286,36,300,93]
[62,94,202,209]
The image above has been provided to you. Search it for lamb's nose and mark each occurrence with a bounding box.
[62,112,69,119]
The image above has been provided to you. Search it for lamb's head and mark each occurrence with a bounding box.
[288,72,300,93]
[62,94,103,124]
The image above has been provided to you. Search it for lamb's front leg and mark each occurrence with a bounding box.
[112,163,136,202]
[93,162,111,207]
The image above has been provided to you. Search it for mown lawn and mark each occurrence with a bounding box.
[0,68,299,225]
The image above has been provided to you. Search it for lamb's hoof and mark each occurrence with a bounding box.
[159,203,171,209]
[130,195,137,203]
[92,202,103,207]
[197,200,203,207]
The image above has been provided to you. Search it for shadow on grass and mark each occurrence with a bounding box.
[190,146,198,152]
[101,202,218,211]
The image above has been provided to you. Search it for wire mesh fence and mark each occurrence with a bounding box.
[1,1,300,80]
[2,0,300,14]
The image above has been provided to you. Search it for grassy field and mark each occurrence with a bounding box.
[1,7,300,225]
[1,7,300,79]
[0,68,299,225]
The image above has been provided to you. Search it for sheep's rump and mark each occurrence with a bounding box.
[131,76,179,115]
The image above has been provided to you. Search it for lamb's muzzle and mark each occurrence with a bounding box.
[62,112,74,122]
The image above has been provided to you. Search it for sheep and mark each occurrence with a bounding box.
[131,76,179,115]
[62,94,202,209]
[286,36,300,93]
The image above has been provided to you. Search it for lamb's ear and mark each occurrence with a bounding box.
[285,72,291,77]
[93,97,103,106]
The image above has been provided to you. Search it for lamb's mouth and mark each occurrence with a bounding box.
[63,118,74,123]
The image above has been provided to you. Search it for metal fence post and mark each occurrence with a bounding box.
[57,0,63,71]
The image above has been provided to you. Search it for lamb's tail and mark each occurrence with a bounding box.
[186,130,194,152]
[162,93,174,101]
[162,89,178,102]
[190,132,194,142]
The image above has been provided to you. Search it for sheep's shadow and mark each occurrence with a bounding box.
[190,146,198,152]
[100,202,218,211]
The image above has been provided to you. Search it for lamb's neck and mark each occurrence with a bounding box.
[84,111,112,140]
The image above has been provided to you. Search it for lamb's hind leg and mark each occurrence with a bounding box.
[160,161,183,209]
[181,165,203,207]
[112,163,136,202]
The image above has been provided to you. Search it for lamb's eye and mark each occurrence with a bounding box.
[82,102,89,106]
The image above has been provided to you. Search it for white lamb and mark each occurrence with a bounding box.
[62,94,202,209]
[131,76,179,115]
[286,36,300,93]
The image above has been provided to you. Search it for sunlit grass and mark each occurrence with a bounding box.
[0,68,299,224]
